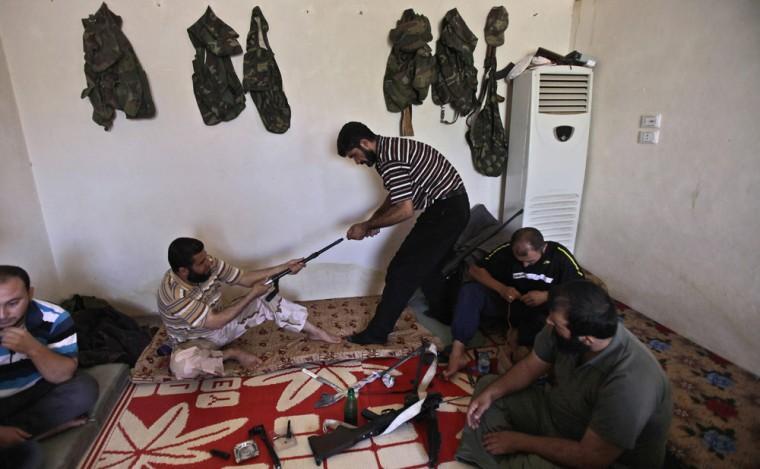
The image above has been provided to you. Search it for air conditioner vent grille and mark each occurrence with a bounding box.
[527,194,580,247]
[539,73,590,114]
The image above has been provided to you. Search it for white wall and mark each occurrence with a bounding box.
[574,0,760,375]
[0,36,61,299]
[0,1,575,314]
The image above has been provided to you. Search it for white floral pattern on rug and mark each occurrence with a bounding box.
[92,402,246,468]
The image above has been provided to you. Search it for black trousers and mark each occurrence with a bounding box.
[365,192,470,340]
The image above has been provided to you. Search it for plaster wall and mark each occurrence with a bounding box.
[573,0,760,375]
[0,36,61,298]
[0,1,574,314]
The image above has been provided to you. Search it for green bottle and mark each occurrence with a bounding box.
[344,388,358,425]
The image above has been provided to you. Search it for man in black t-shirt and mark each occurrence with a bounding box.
[443,228,584,378]
[336,122,469,345]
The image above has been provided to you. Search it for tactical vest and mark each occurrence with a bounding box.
[81,3,155,131]
[383,9,435,136]
[432,9,478,124]
[187,7,246,126]
[243,7,291,134]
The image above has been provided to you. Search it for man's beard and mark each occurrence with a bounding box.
[187,270,211,284]
[360,147,378,167]
[554,330,590,354]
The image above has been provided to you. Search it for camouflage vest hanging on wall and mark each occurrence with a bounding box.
[187,7,246,126]
[383,9,435,136]
[466,7,510,177]
[81,2,155,131]
[243,7,291,134]
[431,8,478,124]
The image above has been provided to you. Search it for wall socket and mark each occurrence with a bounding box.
[638,130,659,144]
[640,114,662,128]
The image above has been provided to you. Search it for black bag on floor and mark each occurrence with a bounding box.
[61,294,152,367]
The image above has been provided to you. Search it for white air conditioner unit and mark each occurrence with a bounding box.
[501,65,593,252]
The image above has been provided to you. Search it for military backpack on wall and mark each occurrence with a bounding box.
[466,7,510,177]
[243,7,291,134]
[383,9,435,136]
[432,8,478,124]
[187,7,246,125]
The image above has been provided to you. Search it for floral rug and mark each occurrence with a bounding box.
[118,295,760,468]
[614,301,760,468]
[80,354,481,468]
[131,297,441,383]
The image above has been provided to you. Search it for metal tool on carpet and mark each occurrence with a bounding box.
[301,368,347,394]
[250,425,281,469]
[273,419,297,450]
[264,238,344,301]
[209,448,231,460]
[232,439,259,464]
[314,341,431,408]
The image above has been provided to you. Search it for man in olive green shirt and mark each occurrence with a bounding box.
[457,280,672,468]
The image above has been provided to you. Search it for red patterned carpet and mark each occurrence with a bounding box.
[81,355,480,468]
[84,296,760,468]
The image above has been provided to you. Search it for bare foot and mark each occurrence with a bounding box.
[442,340,470,380]
[302,321,342,344]
[223,348,262,369]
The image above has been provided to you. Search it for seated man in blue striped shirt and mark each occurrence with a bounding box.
[0,265,98,469]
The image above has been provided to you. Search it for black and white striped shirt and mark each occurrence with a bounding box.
[375,136,464,211]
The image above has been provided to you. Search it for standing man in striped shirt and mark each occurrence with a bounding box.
[337,122,470,344]
[0,265,98,468]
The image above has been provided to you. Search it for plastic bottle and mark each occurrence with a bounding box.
[344,388,358,425]
[477,351,490,375]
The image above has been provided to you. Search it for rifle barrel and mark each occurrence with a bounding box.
[264,238,344,285]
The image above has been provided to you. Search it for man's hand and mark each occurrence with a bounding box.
[466,392,493,429]
[498,286,522,303]
[482,431,523,455]
[285,259,306,275]
[521,290,548,307]
[347,222,371,240]
[0,327,43,356]
[0,426,30,448]
[249,281,273,299]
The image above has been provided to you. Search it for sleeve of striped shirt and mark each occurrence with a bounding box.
[210,256,242,285]
[166,295,211,328]
[381,161,414,204]
[47,310,78,358]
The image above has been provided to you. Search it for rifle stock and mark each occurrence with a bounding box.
[308,394,442,466]
[308,411,397,465]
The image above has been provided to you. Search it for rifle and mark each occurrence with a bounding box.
[313,341,430,408]
[264,238,343,301]
[535,47,597,67]
[308,393,443,466]
[441,208,523,278]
